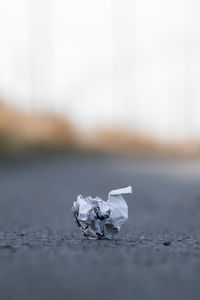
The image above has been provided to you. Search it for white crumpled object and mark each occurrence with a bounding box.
[71,186,132,239]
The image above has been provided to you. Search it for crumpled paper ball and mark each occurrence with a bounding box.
[71,186,132,239]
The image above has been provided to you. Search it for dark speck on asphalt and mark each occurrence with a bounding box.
[163,241,171,246]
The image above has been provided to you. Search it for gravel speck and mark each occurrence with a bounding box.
[163,241,171,246]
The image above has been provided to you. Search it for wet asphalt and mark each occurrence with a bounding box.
[0,154,200,300]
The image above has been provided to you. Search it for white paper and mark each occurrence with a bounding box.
[71,186,132,239]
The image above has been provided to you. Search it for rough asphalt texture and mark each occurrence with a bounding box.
[0,154,200,300]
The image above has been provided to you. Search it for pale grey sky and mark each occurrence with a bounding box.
[0,0,200,141]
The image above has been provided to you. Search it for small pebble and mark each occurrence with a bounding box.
[163,241,171,246]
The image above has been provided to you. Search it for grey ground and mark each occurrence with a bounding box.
[0,154,200,300]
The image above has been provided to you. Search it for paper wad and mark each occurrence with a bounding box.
[71,186,132,239]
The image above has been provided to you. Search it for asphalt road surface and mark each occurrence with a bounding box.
[0,154,200,300]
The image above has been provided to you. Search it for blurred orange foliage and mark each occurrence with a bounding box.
[0,101,76,154]
[0,101,199,156]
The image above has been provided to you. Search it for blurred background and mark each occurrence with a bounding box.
[0,0,200,155]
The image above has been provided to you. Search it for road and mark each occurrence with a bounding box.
[0,154,200,300]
